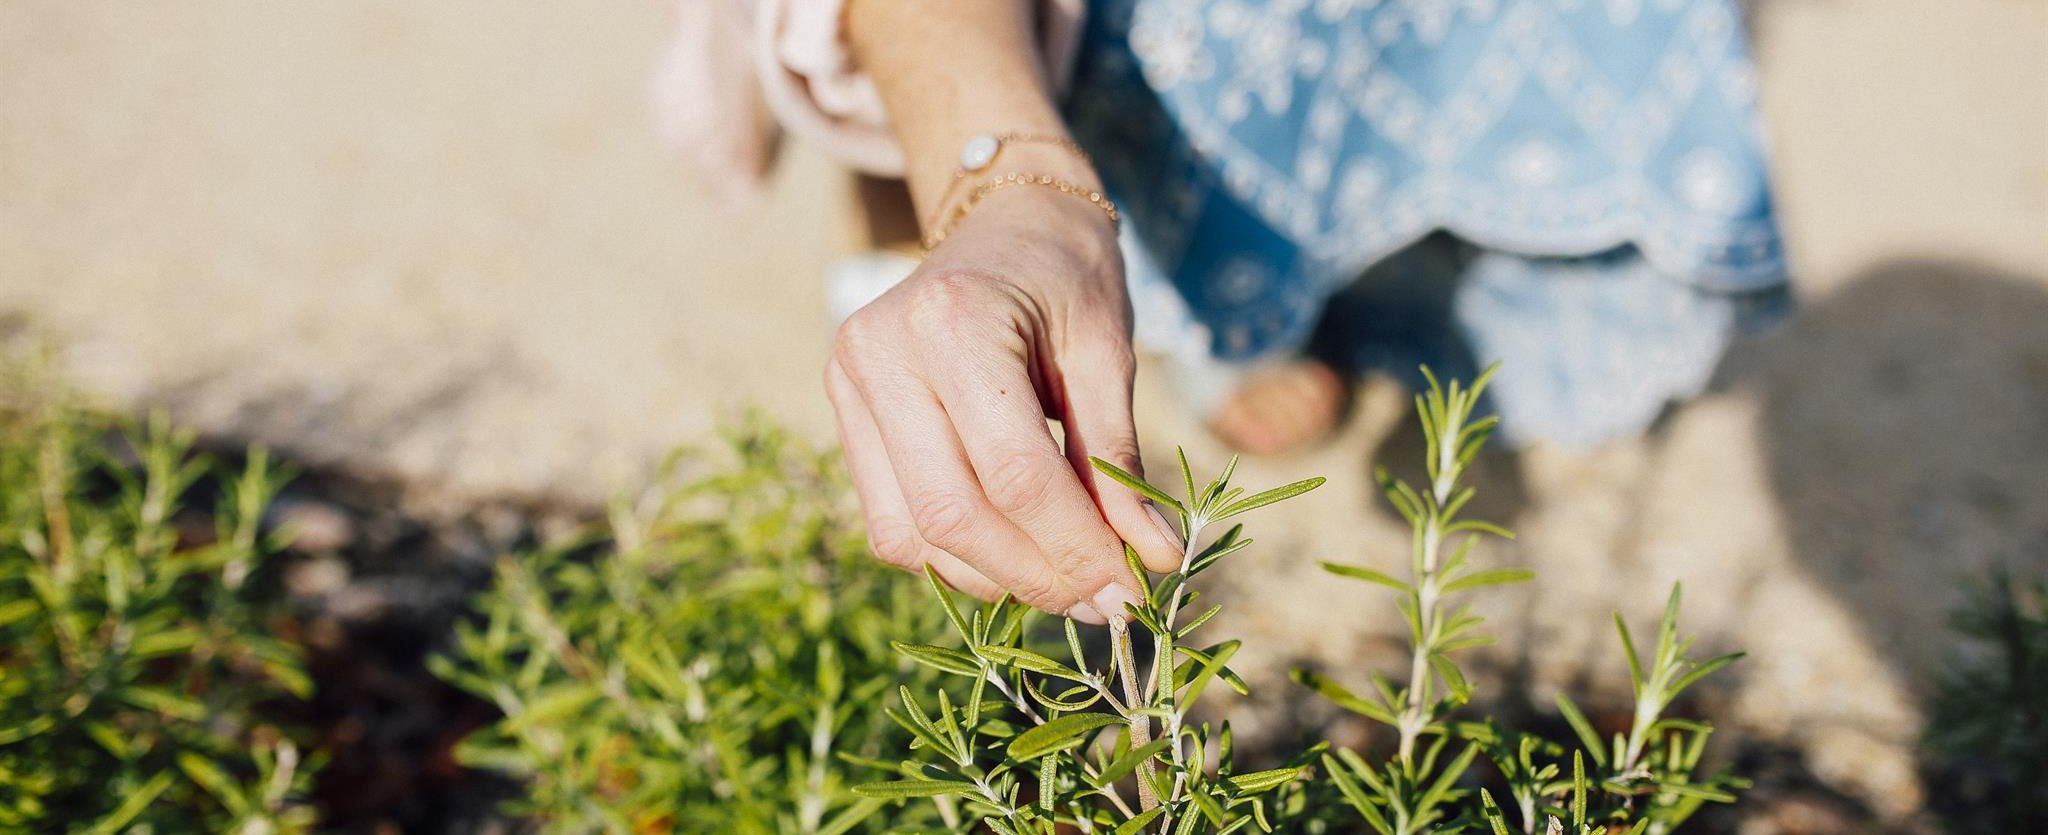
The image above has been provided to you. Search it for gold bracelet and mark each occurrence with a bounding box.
[923,171,1120,251]
[924,132,1095,240]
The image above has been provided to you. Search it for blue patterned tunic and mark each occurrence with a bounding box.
[1063,0,1790,445]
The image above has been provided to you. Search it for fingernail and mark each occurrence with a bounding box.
[1066,601,1108,626]
[1091,583,1144,624]
[1146,503,1184,551]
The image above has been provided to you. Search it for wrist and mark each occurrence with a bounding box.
[918,132,1110,249]
[927,169,1119,253]
[954,134,1101,191]
[941,180,1123,275]
[914,131,1102,226]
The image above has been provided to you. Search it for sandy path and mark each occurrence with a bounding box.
[3,0,2043,822]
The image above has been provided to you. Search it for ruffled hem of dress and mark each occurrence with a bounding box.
[1315,200,1789,296]
[1184,156,1793,296]
[1119,203,1789,372]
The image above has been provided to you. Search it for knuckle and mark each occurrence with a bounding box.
[1106,347,1137,383]
[821,357,854,403]
[1095,446,1144,483]
[907,491,980,552]
[831,309,892,371]
[1061,329,1137,392]
[865,518,926,570]
[904,272,1001,340]
[1083,336,1138,383]
[1080,445,1145,503]
[982,451,1060,517]
[1043,528,1121,578]
[910,271,988,309]
[1006,573,1068,612]
[1083,326,1135,364]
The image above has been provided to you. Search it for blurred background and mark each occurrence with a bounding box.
[2,1,2044,832]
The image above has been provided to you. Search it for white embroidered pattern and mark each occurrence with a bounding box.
[1122,0,1781,290]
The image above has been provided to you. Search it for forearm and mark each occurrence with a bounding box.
[846,0,1097,223]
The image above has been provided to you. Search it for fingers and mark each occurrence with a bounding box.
[828,264,1162,622]
[843,355,1097,620]
[1057,335,1186,574]
[826,359,1004,601]
[923,338,1144,617]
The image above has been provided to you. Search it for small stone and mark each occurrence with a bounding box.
[960,134,999,171]
[271,496,356,553]
[1738,792,1865,835]
[474,504,529,552]
[326,586,389,622]
[284,554,351,598]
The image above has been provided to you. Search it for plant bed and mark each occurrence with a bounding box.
[4,350,1940,833]
[430,370,1780,834]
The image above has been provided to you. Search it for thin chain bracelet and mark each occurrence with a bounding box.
[923,132,1095,240]
[923,172,1120,251]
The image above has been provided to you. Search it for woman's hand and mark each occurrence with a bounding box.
[834,0,1176,620]
[824,186,1184,623]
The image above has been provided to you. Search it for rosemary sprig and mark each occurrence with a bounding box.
[1304,365,1747,835]
[854,452,1324,834]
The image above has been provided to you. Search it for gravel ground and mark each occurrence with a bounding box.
[3,0,2044,828]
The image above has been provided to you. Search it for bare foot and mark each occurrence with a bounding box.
[1207,361,1350,455]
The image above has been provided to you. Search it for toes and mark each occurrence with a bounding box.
[1205,361,1349,455]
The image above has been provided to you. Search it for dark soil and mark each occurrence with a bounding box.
[192,445,591,835]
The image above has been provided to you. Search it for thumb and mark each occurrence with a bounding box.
[1059,343,1187,577]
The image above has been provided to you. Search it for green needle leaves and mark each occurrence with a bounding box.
[1009,713,1126,761]
[1210,477,1327,522]
[2,390,318,835]
[1089,450,1323,536]
[1090,456,1184,513]
[1298,365,1748,835]
[436,368,1750,834]
[427,368,1747,835]
[434,422,965,834]
[855,450,1324,833]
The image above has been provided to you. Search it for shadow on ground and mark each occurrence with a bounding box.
[1718,258,2048,831]
[1244,257,2048,832]
[1718,258,2048,684]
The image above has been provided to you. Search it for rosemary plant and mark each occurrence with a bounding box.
[438,366,1752,833]
[1304,366,1747,835]
[0,369,318,833]
[850,453,1325,834]
[1925,563,2048,832]
[434,420,955,834]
